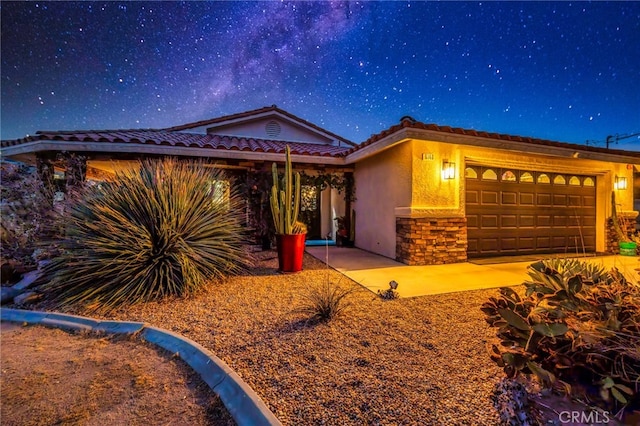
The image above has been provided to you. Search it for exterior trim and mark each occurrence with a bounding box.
[344,127,640,166]
[0,141,346,165]
[165,105,356,147]
[464,157,611,176]
[394,207,465,219]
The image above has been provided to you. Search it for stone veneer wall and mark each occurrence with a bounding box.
[605,218,618,254]
[396,217,467,265]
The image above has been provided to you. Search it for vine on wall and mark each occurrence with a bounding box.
[242,169,355,245]
[299,171,355,202]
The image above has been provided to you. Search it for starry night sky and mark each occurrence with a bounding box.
[1,1,639,150]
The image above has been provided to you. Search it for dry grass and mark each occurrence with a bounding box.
[27,251,505,425]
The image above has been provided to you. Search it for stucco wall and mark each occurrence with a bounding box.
[355,137,638,259]
[353,143,412,258]
[209,118,333,145]
[408,140,463,217]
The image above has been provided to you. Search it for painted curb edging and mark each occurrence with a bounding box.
[1,308,282,426]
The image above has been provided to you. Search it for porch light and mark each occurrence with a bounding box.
[614,176,627,190]
[441,160,455,180]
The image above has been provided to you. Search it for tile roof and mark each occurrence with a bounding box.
[2,117,638,162]
[0,130,351,158]
[345,117,640,158]
[163,105,357,146]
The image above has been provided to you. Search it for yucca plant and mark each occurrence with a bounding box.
[39,159,250,313]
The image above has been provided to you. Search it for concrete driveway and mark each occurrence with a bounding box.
[305,246,640,297]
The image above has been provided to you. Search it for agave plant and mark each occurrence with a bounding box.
[40,159,250,312]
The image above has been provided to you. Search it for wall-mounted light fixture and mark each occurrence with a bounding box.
[442,160,455,180]
[614,176,627,190]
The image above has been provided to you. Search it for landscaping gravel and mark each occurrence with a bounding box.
[31,251,505,425]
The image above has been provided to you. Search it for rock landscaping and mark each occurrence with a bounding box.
[7,251,504,425]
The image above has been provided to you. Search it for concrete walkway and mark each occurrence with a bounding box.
[305,246,640,298]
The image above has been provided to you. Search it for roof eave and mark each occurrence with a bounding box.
[206,109,356,147]
[344,130,411,164]
[345,127,640,165]
[165,105,356,147]
[0,140,347,166]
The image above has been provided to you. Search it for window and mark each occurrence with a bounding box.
[537,173,550,184]
[554,175,566,185]
[520,172,534,183]
[209,180,230,207]
[482,169,498,180]
[465,167,478,179]
[569,176,581,186]
[501,170,517,182]
[583,177,595,187]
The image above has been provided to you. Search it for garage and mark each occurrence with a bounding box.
[465,165,597,258]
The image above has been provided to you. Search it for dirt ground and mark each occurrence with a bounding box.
[0,322,236,426]
[6,252,639,424]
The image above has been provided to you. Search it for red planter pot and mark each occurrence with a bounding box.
[276,234,306,272]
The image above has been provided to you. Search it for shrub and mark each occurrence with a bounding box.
[0,161,62,269]
[481,258,640,418]
[378,280,399,300]
[295,279,354,323]
[40,159,250,312]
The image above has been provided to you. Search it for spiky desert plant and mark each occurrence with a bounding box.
[270,145,303,234]
[295,280,355,324]
[40,158,250,313]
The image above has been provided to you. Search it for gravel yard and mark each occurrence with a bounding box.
[29,251,505,425]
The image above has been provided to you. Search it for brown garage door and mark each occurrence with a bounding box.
[465,166,596,258]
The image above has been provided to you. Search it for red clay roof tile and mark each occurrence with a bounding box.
[2,119,639,160]
[163,105,356,147]
[344,120,640,158]
[0,130,351,158]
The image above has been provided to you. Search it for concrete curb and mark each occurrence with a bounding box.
[1,308,282,426]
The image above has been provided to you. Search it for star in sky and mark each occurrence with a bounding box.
[1,1,639,150]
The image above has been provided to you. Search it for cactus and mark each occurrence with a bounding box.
[270,146,304,234]
[292,221,307,234]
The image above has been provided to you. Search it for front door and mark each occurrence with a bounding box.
[299,185,321,239]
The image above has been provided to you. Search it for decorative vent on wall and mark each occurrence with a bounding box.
[265,121,281,138]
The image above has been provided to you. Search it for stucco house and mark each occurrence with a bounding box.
[2,105,638,264]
